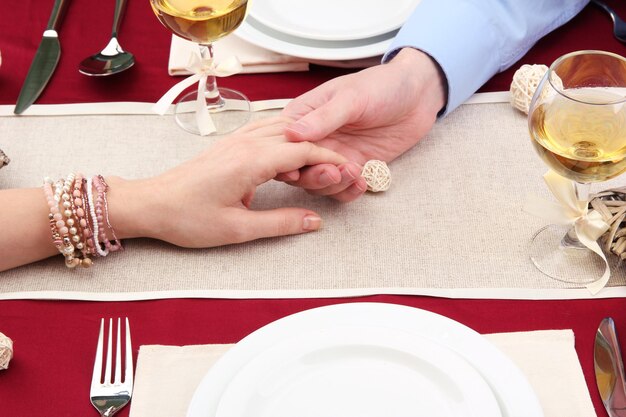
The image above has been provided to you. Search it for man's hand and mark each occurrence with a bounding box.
[279,48,447,202]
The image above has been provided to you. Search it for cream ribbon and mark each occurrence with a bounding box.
[523,170,610,294]
[152,49,242,135]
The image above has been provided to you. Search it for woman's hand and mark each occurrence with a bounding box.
[107,116,348,248]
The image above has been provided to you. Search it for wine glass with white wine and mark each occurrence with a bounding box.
[150,0,250,135]
[528,50,626,284]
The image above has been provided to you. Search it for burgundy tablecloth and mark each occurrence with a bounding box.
[2,295,626,417]
[2,2,626,417]
[0,0,625,105]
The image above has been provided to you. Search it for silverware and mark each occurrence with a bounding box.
[594,317,626,417]
[591,0,626,43]
[14,0,71,115]
[90,318,134,417]
[78,0,134,76]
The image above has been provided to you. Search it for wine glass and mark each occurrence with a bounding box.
[150,0,250,135]
[528,50,626,284]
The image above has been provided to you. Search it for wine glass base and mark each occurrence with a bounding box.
[173,88,251,136]
[529,224,606,285]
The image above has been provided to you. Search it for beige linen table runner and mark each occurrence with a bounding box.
[129,329,596,417]
[1,101,626,300]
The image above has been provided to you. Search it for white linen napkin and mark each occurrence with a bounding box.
[129,329,596,417]
[168,35,383,76]
[168,35,309,75]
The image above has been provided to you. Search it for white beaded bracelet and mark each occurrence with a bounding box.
[87,177,109,257]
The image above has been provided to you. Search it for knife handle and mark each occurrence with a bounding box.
[46,0,70,32]
[599,318,626,381]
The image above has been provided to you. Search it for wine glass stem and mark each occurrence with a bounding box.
[576,182,591,201]
[199,44,222,106]
[560,182,592,250]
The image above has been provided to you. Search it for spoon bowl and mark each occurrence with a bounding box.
[79,0,133,76]
[79,37,134,76]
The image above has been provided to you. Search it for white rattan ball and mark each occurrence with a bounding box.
[510,64,560,114]
[361,160,391,192]
[0,332,13,370]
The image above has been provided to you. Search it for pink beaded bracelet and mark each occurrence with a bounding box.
[80,177,96,255]
[94,175,123,253]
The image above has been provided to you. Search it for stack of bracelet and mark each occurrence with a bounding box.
[43,174,123,268]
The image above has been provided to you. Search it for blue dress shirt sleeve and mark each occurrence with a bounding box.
[383,0,589,115]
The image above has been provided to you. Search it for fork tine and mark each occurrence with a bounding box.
[125,317,133,387]
[104,318,113,384]
[91,318,104,387]
[90,318,134,417]
[114,318,122,384]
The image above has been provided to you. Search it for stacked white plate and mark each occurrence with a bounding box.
[233,0,423,60]
[186,303,544,417]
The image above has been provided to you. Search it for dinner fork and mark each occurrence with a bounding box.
[90,318,134,417]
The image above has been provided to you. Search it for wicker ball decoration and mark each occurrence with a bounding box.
[361,160,391,192]
[509,64,563,114]
[0,148,10,170]
[0,332,13,370]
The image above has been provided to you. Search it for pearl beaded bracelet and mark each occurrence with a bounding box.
[44,176,91,268]
[43,173,122,268]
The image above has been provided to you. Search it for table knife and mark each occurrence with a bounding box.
[594,317,626,417]
[14,0,71,115]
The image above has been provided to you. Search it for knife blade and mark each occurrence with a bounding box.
[14,0,71,115]
[594,317,626,417]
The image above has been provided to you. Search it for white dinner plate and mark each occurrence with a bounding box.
[233,16,396,60]
[249,0,421,41]
[186,303,544,417]
[215,326,502,417]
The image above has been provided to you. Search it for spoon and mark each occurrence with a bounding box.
[79,0,134,76]
[591,0,626,44]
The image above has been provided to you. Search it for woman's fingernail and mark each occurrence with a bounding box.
[285,170,300,181]
[351,179,368,194]
[319,170,340,186]
[286,122,309,137]
[303,215,322,231]
[340,166,356,182]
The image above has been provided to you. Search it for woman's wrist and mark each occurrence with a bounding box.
[104,176,160,240]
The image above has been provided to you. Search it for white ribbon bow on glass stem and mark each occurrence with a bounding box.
[524,170,611,294]
[152,48,242,136]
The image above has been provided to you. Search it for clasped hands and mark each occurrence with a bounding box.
[107,48,446,248]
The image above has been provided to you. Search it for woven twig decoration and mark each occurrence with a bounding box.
[590,187,626,261]
[0,332,13,370]
[0,148,9,169]
[510,64,563,114]
[361,160,391,192]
